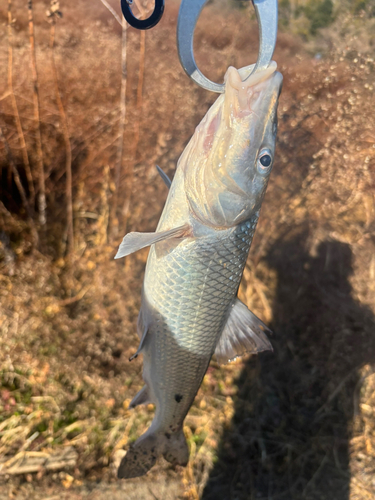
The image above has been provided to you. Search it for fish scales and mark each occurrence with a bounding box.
[146,214,259,429]
[115,62,283,478]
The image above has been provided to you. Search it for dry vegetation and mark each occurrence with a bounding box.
[0,0,374,498]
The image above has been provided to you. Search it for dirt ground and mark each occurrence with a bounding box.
[0,0,375,498]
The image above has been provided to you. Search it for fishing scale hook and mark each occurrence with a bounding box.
[121,0,164,30]
[177,0,278,93]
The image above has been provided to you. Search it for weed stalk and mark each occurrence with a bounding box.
[48,2,74,257]
[110,17,127,239]
[122,0,147,233]
[8,0,35,209]
[28,0,46,226]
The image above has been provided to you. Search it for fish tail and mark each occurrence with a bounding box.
[162,429,189,467]
[117,429,189,479]
[117,431,160,479]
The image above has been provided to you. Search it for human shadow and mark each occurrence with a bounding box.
[202,231,375,500]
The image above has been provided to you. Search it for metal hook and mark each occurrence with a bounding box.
[177,0,278,93]
[121,0,164,30]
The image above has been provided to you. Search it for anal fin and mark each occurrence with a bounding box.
[115,223,190,259]
[215,298,272,364]
[129,326,149,361]
[129,385,151,408]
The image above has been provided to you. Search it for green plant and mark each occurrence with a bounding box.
[304,0,334,34]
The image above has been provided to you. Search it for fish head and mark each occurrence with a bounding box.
[183,62,283,228]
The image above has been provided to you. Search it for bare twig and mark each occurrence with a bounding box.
[110,16,127,239]
[19,431,40,452]
[315,367,357,416]
[55,285,90,306]
[133,0,148,130]
[122,0,147,232]
[0,447,78,475]
[147,485,161,500]
[98,0,122,26]
[48,3,74,256]
[302,454,328,498]
[8,0,35,208]
[135,29,146,142]
[31,395,60,413]
[28,0,46,226]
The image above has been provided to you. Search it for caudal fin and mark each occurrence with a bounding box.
[118,433,159,479]
[117,429,189,479]
[162,429,189,467]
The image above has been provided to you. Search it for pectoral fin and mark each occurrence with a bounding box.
[115,224,190,259]
[215,298,272,365]
[156,165,172,189]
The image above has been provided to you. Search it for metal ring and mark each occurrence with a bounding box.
[121,0,164,30]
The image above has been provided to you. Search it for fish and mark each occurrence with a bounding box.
[115,61,283,479]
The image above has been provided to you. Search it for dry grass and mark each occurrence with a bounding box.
[0,0,374,498]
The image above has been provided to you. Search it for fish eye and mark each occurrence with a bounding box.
[257,149,273,174]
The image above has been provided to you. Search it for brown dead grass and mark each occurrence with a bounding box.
[0,0,375,498]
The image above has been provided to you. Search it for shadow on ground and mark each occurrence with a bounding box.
[202,231,375,500]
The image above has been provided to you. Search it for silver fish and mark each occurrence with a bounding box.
[115,62,283,479]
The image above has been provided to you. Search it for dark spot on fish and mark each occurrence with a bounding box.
[165,432,171,439]
[175,394,183,403]
[151,447,155,453]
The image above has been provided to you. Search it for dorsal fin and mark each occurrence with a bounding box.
[156,165,172,189]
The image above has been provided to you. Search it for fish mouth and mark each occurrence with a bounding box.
[223,62,282,122]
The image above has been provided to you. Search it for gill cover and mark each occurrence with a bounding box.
[182,62,282,228]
